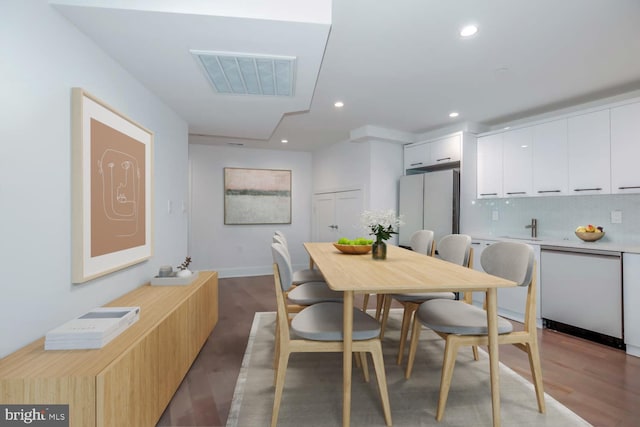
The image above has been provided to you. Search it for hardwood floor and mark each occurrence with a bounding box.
[157,275,640,427]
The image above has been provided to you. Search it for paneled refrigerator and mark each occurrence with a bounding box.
[398,169,460,247]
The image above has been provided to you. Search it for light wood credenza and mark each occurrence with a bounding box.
[0,271,218,427]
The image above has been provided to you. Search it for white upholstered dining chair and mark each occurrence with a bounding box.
[404,241,545,421]
[270,242,392,427]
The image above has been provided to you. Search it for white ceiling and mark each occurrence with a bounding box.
[52,0,640,152]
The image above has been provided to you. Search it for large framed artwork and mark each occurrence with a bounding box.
[71,88,154,283]
[224,167,291,225]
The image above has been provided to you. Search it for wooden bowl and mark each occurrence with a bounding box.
[575,231,605,242]
[333,243,372,254]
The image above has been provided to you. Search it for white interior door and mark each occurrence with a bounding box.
[313,193,337,242]
[313,190,363,242]
[335,190,365,239]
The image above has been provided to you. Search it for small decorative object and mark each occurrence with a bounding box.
[333,237,373,254]
[360,209,403,260]
[333,243,373,254]
[158,265,173,277]
[575,225,605,242]
[176,256,192,277]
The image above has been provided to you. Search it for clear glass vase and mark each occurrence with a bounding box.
[372,239,387,260]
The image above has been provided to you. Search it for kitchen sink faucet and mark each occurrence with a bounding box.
[525,218,538,238]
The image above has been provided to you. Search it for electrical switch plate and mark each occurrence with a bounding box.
[492,210,499,221]
[611,210,622,224]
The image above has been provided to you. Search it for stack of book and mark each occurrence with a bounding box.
[45,306,140,350]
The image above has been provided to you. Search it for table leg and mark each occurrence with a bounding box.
[486,288,501,427]
[343,290,354,427]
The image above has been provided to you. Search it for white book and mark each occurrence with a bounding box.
[45,307,140,350]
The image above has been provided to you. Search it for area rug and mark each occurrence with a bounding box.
[226,310,591,427]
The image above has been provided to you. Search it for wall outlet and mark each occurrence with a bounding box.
[492,210,499,221]
[611,210,622,224]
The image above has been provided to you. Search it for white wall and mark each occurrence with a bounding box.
[368,140,404,212]
[312,139,404,243]
[188,144,313,277]
[0,1,189,357]
[312,140,370,194]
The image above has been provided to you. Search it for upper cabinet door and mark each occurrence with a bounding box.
[403,142,430,171]
[611,102,640,194]
[429,134,461,165]
[502,127,533,197]
[477,133,503,198]
[568,109,611,195]
[532,119,569,196]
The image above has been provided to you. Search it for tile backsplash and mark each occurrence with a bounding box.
[466,194,640,244]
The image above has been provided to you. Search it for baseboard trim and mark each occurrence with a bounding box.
[543,318,625,350]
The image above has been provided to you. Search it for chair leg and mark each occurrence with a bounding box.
[405,313,422,379]
[359,352,370,383]
[271,350,290,427]
[435,336,461,421]
[362,293,370,311]
[379,295,392,339]
[369,341,393,427]
[472,345,479,361]
[397,302,418,365]
[525,339,546,413]
[375,294,385,320]
[273,314,280,370]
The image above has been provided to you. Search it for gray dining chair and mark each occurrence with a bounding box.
[405,241,545,421]
[273,232,325,285]
[380,233,470,365]
[270,242,392,427]
[364,230,436,317]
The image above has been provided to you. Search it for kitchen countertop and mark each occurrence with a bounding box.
[469,233,640,254]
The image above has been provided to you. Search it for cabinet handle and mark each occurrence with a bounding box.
[436,157,451,162]
[618,186,640,190]
[506,191,526,195]
[410,162,423,166]
[537,190,561,193]
[573,188,602,192]
[479,193,498,196]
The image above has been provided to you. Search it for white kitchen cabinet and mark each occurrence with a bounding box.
[567,109,611,195]
[430,134,461,165]
[532,119,569,196]
[404,134,461,172]
[502,127,533,197]
[623,253,640,357]
[611,101,640,194]
[471,239,542,327]
[476,133,503,198]
[403,142,430,171]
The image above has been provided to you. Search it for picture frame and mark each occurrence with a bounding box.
[71,88,154,283]
[224,167,291,225]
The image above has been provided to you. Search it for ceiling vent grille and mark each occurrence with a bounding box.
[191,50,296,97]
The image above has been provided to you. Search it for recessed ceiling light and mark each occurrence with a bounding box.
[281,139,288,144]
[460,25,478,38]
[449,112,459,118]
[334,101,344,108]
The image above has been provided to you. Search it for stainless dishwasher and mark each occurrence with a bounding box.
[541,246,623,349]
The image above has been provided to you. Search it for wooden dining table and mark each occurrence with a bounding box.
[304,242,517,427]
